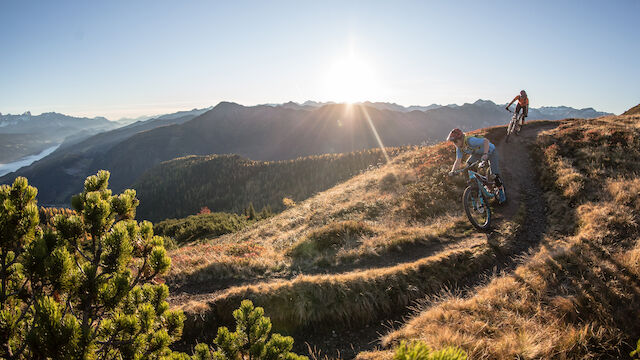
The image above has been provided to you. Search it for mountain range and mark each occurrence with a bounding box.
[0,112,118,163]
[0,100,612,209]
[269,99,611,119]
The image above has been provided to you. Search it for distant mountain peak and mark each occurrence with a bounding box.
[473,99,496,106]
[302,100,328,107]
[213,101,243,110]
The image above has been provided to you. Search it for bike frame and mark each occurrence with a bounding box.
[454,160,496,199]
[507,110,524,129]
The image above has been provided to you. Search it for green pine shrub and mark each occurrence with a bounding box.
[154,212,250,245]
[393,341,467,360]
[196,300,307,360]
[0,172,184,359]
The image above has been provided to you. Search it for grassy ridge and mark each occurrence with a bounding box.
[622,103,640,116]
[359,115,640,359]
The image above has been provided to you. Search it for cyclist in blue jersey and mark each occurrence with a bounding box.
[447,128,506,203]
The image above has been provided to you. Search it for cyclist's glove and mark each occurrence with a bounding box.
[448,171,455,177]
[481,154,489,162]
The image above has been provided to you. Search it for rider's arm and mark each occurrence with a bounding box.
[483,138,490,156]
[452,147,463,171]
[452,157,462,172]
[506,96,518,109]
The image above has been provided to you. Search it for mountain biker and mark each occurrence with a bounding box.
[506,90,529,125]
[446,128,506,203]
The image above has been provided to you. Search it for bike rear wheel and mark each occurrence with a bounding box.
[463,186,491,231]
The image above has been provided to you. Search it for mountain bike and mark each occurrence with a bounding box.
[505,109,525,143]
[449,160,506,231]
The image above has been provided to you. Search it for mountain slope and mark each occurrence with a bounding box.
[623,103,640,115]
[134,148,405,221]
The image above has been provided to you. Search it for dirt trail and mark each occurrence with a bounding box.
[495,122,557,249]
[290,121,559,359]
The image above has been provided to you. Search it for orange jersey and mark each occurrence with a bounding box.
[512,95,529,107]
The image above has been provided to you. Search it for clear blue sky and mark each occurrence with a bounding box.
[1,0,638,119]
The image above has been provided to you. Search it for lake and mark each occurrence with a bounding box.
[0,144,61,177]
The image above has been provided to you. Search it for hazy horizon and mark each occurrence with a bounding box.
[1,0,638,119]
[0,98,617,122]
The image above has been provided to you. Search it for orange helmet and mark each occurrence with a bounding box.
[447,128,464,142]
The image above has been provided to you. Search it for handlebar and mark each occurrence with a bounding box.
[449,160,487,176]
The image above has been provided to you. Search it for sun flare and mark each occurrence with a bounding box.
[323,51,379,103]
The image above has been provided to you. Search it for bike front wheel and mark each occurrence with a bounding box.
[463,186,491,231]
[506,120,515,143]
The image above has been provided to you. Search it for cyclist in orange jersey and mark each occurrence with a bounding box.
[506,90,529,123]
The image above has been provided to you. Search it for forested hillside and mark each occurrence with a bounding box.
[135,147,406,221]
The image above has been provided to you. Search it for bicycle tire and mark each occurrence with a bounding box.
[505,122,512,143]
[463,186,491,231]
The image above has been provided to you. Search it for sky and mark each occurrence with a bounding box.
[1,0,638,119]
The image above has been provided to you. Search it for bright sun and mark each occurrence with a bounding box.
[324,51,379,103]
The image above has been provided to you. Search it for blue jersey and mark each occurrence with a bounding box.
[456,136,495,159]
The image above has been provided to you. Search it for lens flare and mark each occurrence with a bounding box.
[359,105,390,164]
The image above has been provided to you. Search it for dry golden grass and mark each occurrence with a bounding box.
[165,125,538,354]
[607,178,640,211]
[372,229,640,359]
[166,143,472,290]
[359,115,640,359]
[179,228,513,340]
[168,131,536,344]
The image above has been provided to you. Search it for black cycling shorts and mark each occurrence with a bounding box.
[515,103,528,117]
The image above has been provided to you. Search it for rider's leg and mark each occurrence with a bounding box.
[515,104,524,126]
[488,151,506,202]
[488,151,501,184]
